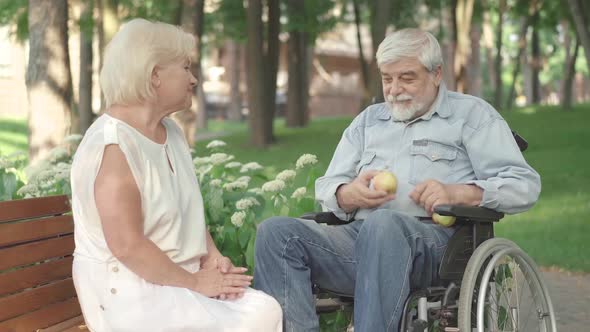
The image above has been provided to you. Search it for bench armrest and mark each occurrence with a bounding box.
[300,212,351,225]
[434,205,504,222]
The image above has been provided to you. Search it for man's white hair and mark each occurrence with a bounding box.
[100,18,195,108]
[376,28,443,71]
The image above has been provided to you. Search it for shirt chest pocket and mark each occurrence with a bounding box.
[355,151,377,174]
[410,140,458,184]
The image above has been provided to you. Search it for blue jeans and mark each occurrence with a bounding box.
[254,209,455,332]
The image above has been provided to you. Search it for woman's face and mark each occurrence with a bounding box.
[153,58,198,113]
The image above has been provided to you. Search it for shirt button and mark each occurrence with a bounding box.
[112,266,119,272]
[110,288,117,294]
[100,305,105,310]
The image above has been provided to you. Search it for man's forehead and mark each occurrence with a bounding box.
[379,58,425,76]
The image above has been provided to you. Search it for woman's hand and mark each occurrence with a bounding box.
[199,255,250,300]
[191,265,252,298]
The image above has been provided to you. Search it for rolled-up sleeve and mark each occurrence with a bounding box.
[464,118,541,214]
[315,123,363,220]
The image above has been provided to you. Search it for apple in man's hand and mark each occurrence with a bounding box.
[432,213,456,227]
[373,171,398,194]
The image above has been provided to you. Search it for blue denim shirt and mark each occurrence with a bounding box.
[316,83,541,220]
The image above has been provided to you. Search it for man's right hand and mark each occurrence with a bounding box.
[336,170,395,213]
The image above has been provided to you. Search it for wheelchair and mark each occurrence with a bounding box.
[302,133,557,332]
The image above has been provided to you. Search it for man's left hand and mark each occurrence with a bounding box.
[409,180,482,214]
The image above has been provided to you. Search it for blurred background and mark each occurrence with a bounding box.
[0,0,589,161]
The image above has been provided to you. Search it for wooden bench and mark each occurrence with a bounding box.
[0,195,88,332]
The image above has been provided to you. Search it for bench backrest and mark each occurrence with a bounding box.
[0,195,81,331]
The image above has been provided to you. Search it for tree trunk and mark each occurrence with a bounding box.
[482,10,495,89]
[246,0,266,147]
[441,1,457,90]
[562,37,580,110]
[493,0,505,108]
[466,23,482,96]
[454,0,475,93]
[530,10,541,104]
[26,0,73,163]
[170,0,205,146]
[96,0,119,111]
[362,0,392,106]
[352,0,369,90]
[285,0,309,128]
[263,0,280,140]
[506,2,537,110]
[226,40,243,122]
[79,0,93,134]
[567,0,590,71]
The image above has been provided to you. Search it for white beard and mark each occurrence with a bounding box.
[386,94,426,122]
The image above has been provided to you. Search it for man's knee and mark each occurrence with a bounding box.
[360,210,409,237]
[255,216,299,250]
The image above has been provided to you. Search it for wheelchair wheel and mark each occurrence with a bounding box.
[458,238,556,332]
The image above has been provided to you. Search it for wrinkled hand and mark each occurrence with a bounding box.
[191,261,252,299]
[336,170,395,213]
[409,180,460,215]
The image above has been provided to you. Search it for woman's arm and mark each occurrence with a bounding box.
[94,145,251,296]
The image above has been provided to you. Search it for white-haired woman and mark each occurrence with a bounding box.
[70,19,281,331]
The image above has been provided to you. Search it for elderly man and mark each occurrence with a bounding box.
[254,28,540,331]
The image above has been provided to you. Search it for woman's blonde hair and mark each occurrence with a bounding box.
[100,18,195,108]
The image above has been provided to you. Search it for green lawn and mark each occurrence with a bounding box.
[2,105,589,272]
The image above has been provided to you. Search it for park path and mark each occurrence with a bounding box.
[541,269,590,331]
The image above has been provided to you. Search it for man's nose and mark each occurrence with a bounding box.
[190,74,198,86]
[388,81,403,96]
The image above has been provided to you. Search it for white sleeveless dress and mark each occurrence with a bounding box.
[70,114,281,332]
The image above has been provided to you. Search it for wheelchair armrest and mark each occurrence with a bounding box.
[300,212,351,225]
[434,205,504,222]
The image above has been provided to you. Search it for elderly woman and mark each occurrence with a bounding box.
[70,19,281,331]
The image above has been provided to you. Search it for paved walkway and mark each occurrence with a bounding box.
[541,270,590,331]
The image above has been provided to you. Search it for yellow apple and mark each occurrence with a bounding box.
[432,213,456,227]
[373,171,398,194]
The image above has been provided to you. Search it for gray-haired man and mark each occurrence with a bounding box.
[254,28,541,331]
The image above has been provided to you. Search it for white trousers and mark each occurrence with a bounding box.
[73,257,282,332]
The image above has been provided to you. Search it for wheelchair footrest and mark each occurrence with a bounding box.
[315,298,353,313]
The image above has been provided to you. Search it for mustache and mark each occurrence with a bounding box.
[387,94,413,103]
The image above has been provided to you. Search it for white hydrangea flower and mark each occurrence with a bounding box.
[54,162,71,181]
[231,211,246,227]
[209,179,222,187]
[48,147,69,163]
[216,225,224,234]
[248,188,263,195]
[296,154,318,169]
[195,165,213,176]
[236,198,255,210]
[223,181,248,192]
[262,179,285,193]
[210,153,234,165]
[225,161,242,169]
[276,169,296,182]
[240,162,263,173]
[236,176,251,184]
[291,187,307,199]
[17,184,40,198]
[206,140,227,149]
[246,197,260,205]
[64,134,83,145]
[0,156,13,169]
[193,156,212,165]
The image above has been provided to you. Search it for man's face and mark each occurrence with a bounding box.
[380,57,441,121]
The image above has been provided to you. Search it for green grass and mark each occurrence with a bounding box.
[2,105,589,272]
[0,116,27,156]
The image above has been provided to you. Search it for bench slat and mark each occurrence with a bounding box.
[0,257,74,297]
[0,235,74,271]
[0,215,74,247]
[0,195,71,223]
[0,279,77,321]
[38,315,87,332]
[0,297,82,331]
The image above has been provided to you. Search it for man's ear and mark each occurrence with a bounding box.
[432,65,442,87]
[151,67,161,88]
